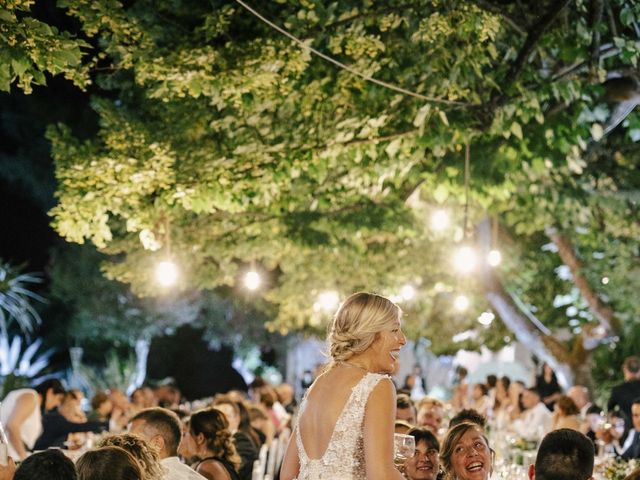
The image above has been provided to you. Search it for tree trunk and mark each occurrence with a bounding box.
[478,219,588,389]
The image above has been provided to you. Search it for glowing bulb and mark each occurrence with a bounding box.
[155,260,178,287]
[601,277,610,285]
[454,294,470,311]
[400,284,416,301]
[244,271,261,291]
[453,246,477,273]
[316,291,340,311]
[431,209,450,231]
[487,249,502,267]
[478,311,495,326]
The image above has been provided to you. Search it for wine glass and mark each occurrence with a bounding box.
[394,433,416,467]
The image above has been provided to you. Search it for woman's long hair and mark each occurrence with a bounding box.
[189,407,241,472]
[76,446,143,480]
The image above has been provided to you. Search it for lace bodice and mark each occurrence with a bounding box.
[295,372,387,480]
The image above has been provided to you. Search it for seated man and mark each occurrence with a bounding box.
[416,398,444,437]
[512,388,552,442]
[528,428,594,480]
[620,397,640,460]
[129,407,206,479]
[396,393,417,426]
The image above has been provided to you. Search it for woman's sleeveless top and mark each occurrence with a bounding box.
[0,388,42,459]
[295,372,386,480]
[195,456,240,480]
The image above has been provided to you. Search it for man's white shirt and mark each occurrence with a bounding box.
[162,456,207,480]
[512,402,552,441]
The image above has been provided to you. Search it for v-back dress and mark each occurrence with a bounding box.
[295,372,387,480]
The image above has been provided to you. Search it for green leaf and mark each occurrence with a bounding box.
[511,122,523,140]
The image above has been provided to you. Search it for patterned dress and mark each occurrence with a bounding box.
[295,372,387,479]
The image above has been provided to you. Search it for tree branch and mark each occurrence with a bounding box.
[589,0,605,79]
[545,226,622,335]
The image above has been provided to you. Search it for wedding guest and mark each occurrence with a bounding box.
[492,376,512,429]
[13,449,76,480]
[595,410,628,455]
[76,446,143,480]
[608,356,640,421]
[417,398,445,436]
[404,427,440,480]
[213,396,258,480]
[129,407,206,480]
[33,402,108,450]
[87,391,113,422]
[0,460,14,480]
[396,393,417,425]
[512,388,552,442]
[471,383,492,419]
[449,409,487,430]
[440,422,493,480]
[247,405,270,446]
[275,383,297,415]
[59,390,87,422]
[0,379,65,460]
[395,419,413,434]
[99,433,165,480]
[178,408,241,480]
[451,367,470,410]
[280,292,407,480]
[535,363,562,411]
[549,395,581,433]
[620,398,640,460]
[527,429,594,480]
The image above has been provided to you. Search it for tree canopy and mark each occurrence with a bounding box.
[3,1,639,381]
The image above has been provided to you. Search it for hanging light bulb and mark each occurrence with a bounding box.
[487,249,502,267]
[244,271,261,291]
[478,311,495,326]
[156,260,179,287]
[431,209,450,231]
[400,284,416,301]
[454,294,470,311]
[453,245,477,274]
[315,291,340,312]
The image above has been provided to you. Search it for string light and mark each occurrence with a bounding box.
[454,294,470,311]
[478,311,495,326]
[400,284,416,301]
[155,260,179,287]
[431,209,450,231]
[487,249,502,267]
[453,245,478,274]
[315,291,340,312]
[244,271,261,291]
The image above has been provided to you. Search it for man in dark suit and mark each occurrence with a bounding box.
[621,398,640,460]
[608,356,640,420]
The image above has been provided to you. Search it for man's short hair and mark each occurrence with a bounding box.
[14,450,77,480]
[130,407,182,456]
[396,393,413,410]
[407,426,439,451]
[626,356,640,374]
[534,429,595,480]
[449,409,487,429]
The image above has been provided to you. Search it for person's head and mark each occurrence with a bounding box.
[131,388,146,408]
[34,379,66,411]
[440,422,493,480]
[417,398,444,433]
[395,419,413,434]
[529,429,594,480]
[456,366,468,380]
[328,292,405,373]
[98,433,164,480]
[109,389,131,410]
[631,398,640,432]
[472,383,488,400]
[486,375,497,389]
[213,397,241,433]
[76,446,143,480]
[14,449,77,480]
[554,395,579,417]
[522,388,542,410]
[128,407,182,459]
[567,385,590,410]
[180,408,240,470]
[397,393,417,425]
[404,427,440,480]
[91,391,113,415]
[449,409,487,429]
[623,356,640,381]
[275,383,294,405]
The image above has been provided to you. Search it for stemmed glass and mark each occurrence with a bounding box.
[394,433,416,467]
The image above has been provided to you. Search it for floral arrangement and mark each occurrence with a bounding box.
[600,457,638,480]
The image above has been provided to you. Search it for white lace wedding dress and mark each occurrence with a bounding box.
[295,372,387,480]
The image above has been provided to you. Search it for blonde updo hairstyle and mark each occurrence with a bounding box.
[328,292,402,363]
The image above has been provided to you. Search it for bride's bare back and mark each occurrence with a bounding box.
[280,364,405,480]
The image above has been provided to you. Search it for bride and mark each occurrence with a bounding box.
[280,292,407,480]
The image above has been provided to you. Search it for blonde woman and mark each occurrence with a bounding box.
[280,292,407,480]
[98,433,165,480]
